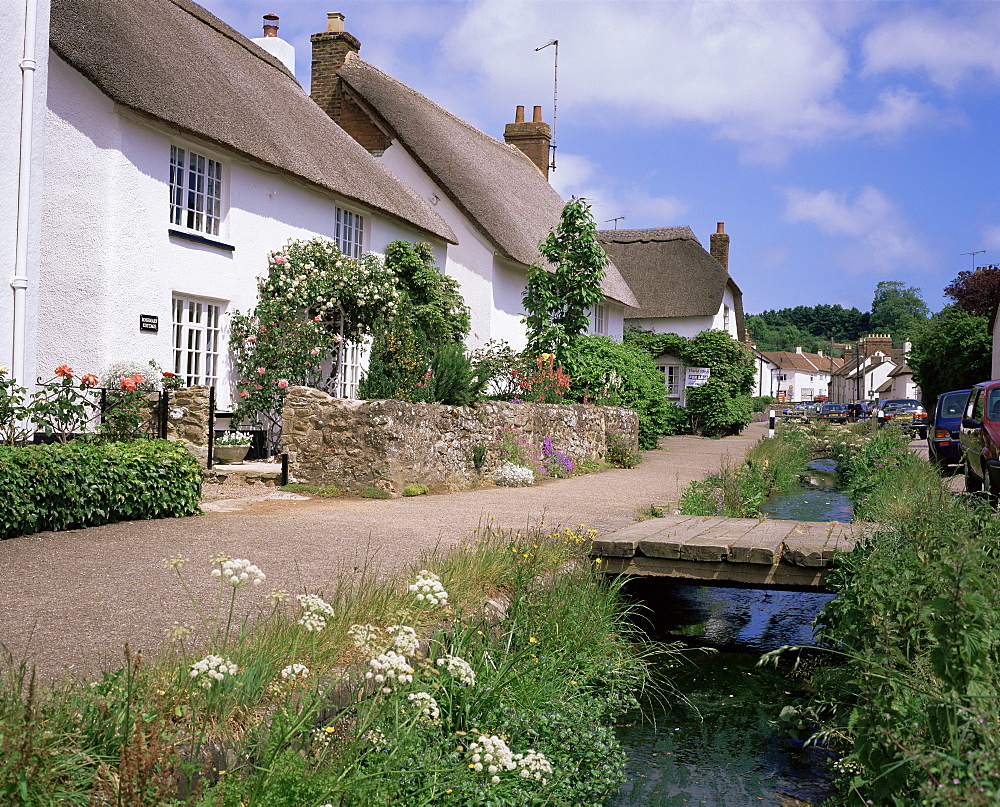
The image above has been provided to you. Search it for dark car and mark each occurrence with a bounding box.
[816,403,850,423]
[876,398,929,439]
[959,380,1000,498]
[928,389,971,467]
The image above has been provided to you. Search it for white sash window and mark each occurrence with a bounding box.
[172,296,223,387]
[170,146,224,236]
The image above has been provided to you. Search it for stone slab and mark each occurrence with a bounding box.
[728,519,797,565]
[637,516,729,560]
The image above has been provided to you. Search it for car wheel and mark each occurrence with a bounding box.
[965,462,984,493]
[986,469,999,508]
[918,429,928,440]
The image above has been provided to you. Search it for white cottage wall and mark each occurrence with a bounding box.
[38,55,437,406]
[625,316,715,339]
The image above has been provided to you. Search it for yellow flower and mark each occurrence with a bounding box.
[529,636,538,643]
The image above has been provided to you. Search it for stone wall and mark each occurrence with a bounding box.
[281,386,639,492]
[141,386,213,465]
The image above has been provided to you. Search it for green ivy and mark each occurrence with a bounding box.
[0,441,201,540]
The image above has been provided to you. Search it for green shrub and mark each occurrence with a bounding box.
[0,440,201,540]
[751,396,775,412]
[402,484,428,497]
[424,342,488,406]
[661,402,689,435]
[562,336,670,450]
[360,486,392,499]
[606,429,642,468]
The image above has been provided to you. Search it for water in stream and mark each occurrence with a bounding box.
[608,460,851,806]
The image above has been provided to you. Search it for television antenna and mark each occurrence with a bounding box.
[534,38,558,172]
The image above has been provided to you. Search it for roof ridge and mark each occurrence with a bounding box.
[345,57,523,156]
[170,0,295,79]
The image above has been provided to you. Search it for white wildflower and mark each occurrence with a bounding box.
[365,650,414,694]
[211,558,265,588]
[515,750,553,784]
[189,655,237,690]
[409,570,449,606]
[467,734,516,782]
[493,462,534,487]
[437,654,476,686]
[297,593,336,632]
[387,624,420,655]
[407,691,440,720]
[280,663,309,680]
[348,623,383,656]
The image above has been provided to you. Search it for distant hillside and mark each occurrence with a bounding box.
[746,304,870,354]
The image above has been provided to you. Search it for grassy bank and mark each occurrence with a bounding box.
[0,526,653,806]
[725,420,1000,805]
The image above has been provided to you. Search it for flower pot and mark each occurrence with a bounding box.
[214,445,250,464]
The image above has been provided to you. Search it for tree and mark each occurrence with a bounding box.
[869,281,929,339]
[358,240,473,403]
[944,265,1000,318]
[523,197,609,360]
[908,305,991,411]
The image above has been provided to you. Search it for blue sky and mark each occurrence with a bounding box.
[200,0,999,316]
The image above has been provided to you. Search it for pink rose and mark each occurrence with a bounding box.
[310,347,321,355]
[246,335,257,343]
[81,373,99,386]
[277,379,289,389]
[54,364,74,378]
[257,367,266,374]
[239,390,250,398]
[314,315,323,322]
[254,384,263,390]
[332,334,343,343]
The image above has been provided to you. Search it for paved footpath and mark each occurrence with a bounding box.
[0,422,766,682]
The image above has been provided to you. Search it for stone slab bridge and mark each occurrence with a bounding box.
[591,515,862,592]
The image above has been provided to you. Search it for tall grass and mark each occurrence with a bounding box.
[753,421,1000,805]
[0,524,658,806]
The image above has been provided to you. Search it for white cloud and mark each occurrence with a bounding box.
[430,0,945,163]
[982,224,1000,253]
[863,6,1000,90]
[550,153,688,229]
[782,185,934,275]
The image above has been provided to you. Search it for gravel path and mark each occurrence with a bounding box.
[0,422,766,682]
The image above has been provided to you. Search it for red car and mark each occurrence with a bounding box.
[959,380,1000,500]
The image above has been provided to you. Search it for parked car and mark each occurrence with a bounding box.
[959,380,1000,498]
[783,403,818,421]
[928,389,971,468]
[816,403,850,423]
[875,399,929,439]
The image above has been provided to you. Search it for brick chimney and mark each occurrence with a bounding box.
[310,13,391,155]
[504,105,552,178]
[844,345,853,362]
[310,13,360,123]
[710,222,729,271]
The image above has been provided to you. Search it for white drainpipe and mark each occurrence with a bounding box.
[12,0,39,384]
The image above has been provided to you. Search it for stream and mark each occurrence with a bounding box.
[608,459,851,806]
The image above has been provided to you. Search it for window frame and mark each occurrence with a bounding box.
[335,206,365,258]
[657,363,682,397]
[172,294,225,389]
[591,303,608,336]
[169,144,226,238]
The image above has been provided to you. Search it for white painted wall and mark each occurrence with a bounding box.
[625,315,715,339]
[35,54,437,406]
[3,0,50,383]
[710,286,740,338]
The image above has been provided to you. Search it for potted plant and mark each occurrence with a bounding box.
[214,431,252,464]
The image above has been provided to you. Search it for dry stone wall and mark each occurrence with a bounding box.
[142,386,212,465]
[281,386,638,493]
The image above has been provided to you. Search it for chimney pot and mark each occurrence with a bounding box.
[262,13,279,37]
[795,346,803,354]
[716,222,725,234]
[504,105,551,179]
[326,11,345,32]
[514,105,525,123]
[532,105,543,123]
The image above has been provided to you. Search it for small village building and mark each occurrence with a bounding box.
[761,348,843,403]
[596,224,745,405]
[6,0,457,407]
[828,335,905,404]
[310,13,638,351]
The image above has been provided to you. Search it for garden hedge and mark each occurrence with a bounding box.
[0,440,202,540]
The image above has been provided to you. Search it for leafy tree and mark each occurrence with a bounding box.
[746,304,870,350]
[908,305,991,411]
[943,265,1000,318]
[560,336,670,450]
[523,197,610,360]
[869,281,929,339]
[358,241,472,403]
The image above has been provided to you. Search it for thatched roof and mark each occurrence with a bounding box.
[338,57,638,307]
[596,228,745,336]
[49,0,455,243]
